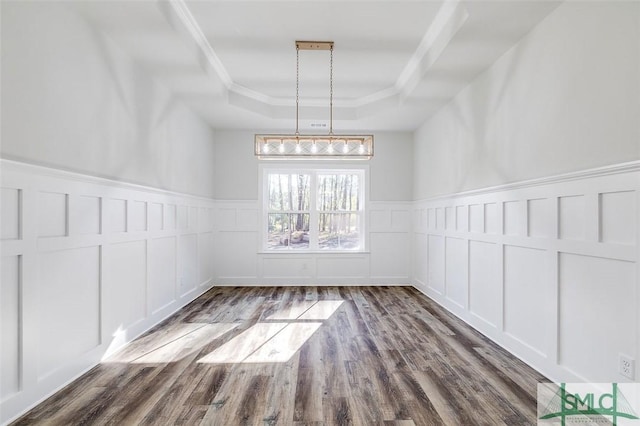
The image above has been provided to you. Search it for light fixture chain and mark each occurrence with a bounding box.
[256,41,373,160]
[296,45,300,135]
[329,45,333,135]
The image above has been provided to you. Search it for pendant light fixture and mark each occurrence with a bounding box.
[255,41,373,159]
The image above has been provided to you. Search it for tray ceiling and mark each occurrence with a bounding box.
[74,0,561,131]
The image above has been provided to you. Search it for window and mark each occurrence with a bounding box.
[266,173,311,250]
[263,167,365,251]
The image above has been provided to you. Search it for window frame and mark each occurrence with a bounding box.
[260,163,368,253]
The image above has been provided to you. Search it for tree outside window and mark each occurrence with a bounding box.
[264,169,364,251]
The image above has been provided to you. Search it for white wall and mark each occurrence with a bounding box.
[1,161,216,424]
[213,130,260,200]
[1,2,216,198]
[214,199,412,286]
[368,132,413,202]
[413,1,639,200]
[412,1,640,384]
[413,164,639,383]
[1,3,217,423]
[212,130,413,284]
[214,130,413,201]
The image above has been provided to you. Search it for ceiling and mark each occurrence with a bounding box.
[74,0,561,132]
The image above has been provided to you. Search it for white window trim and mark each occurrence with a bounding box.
[259,163,370,253]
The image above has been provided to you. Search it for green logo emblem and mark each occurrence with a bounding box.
[539,383,639,425]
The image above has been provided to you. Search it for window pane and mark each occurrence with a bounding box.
[267,213,289,249]
[317,174,360,211]
[289,213,310,249]
[268,174,289,210]
[292,174,310,211]
[318,213,360,250]
[268,174,310,211]
[268,213,309,250]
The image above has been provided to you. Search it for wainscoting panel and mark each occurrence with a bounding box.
[165,204,177,230]
[316,255,370,280]
[413,233,428,287]
[105,241,147,332]
[108,198,127,233]
[427,235,445,294]
[215,227,259,282]
[189,207,199,232]
[178,205,188,230]
[1,188,21,240]
[262,256,314,279]
[369,209,390,231]
[148,202,163,232]
[214,201,411,285]
[444,237,466,309]
[600,190,636,245]
[485,203,499,235]
[469,204,484,234]
[369,232,409,280]
[503,200,524,236]
[456,205,468,232]
[558,195,585,241]
[1,255,21,401]
[412,161,640,384]
[0,160,215,425]
[73,195,101,235]
[131,201,147,232]
[148,236,177,313]
[436,207,445,230]
[558,253,636,381]
[37,191,67,238]
[445,206,455,230]
[527,198,551,238]
[37,246,101,380]
[468,241,501,329]
[198,232,214,287]
[503,245,549,357]
[178,234,198,296]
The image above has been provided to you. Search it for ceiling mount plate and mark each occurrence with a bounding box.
[296,41,334,50]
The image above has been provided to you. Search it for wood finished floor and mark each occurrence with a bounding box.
[12,286,548,426]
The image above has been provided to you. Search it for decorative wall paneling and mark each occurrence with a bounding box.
[0,160,215,424]
[412,161,639,384]
[214,201,412,285]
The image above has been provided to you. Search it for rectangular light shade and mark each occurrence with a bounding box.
[255,134,373,160]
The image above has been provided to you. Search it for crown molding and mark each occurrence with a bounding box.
[396,0,468,98]
[166,0,232,88]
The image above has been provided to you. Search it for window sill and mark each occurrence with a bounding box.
[258,250,370,255]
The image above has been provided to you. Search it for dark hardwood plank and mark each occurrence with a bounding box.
[11,286,547,426]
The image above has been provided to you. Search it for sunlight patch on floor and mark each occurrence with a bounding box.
[266,300,318,320]
[298,300,344,320]
[197,322,288,363]
[198,300,343,364]
[244,322,322,363]
[104,323,239,364]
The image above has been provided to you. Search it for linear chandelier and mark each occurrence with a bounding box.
[255,41,373,160]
